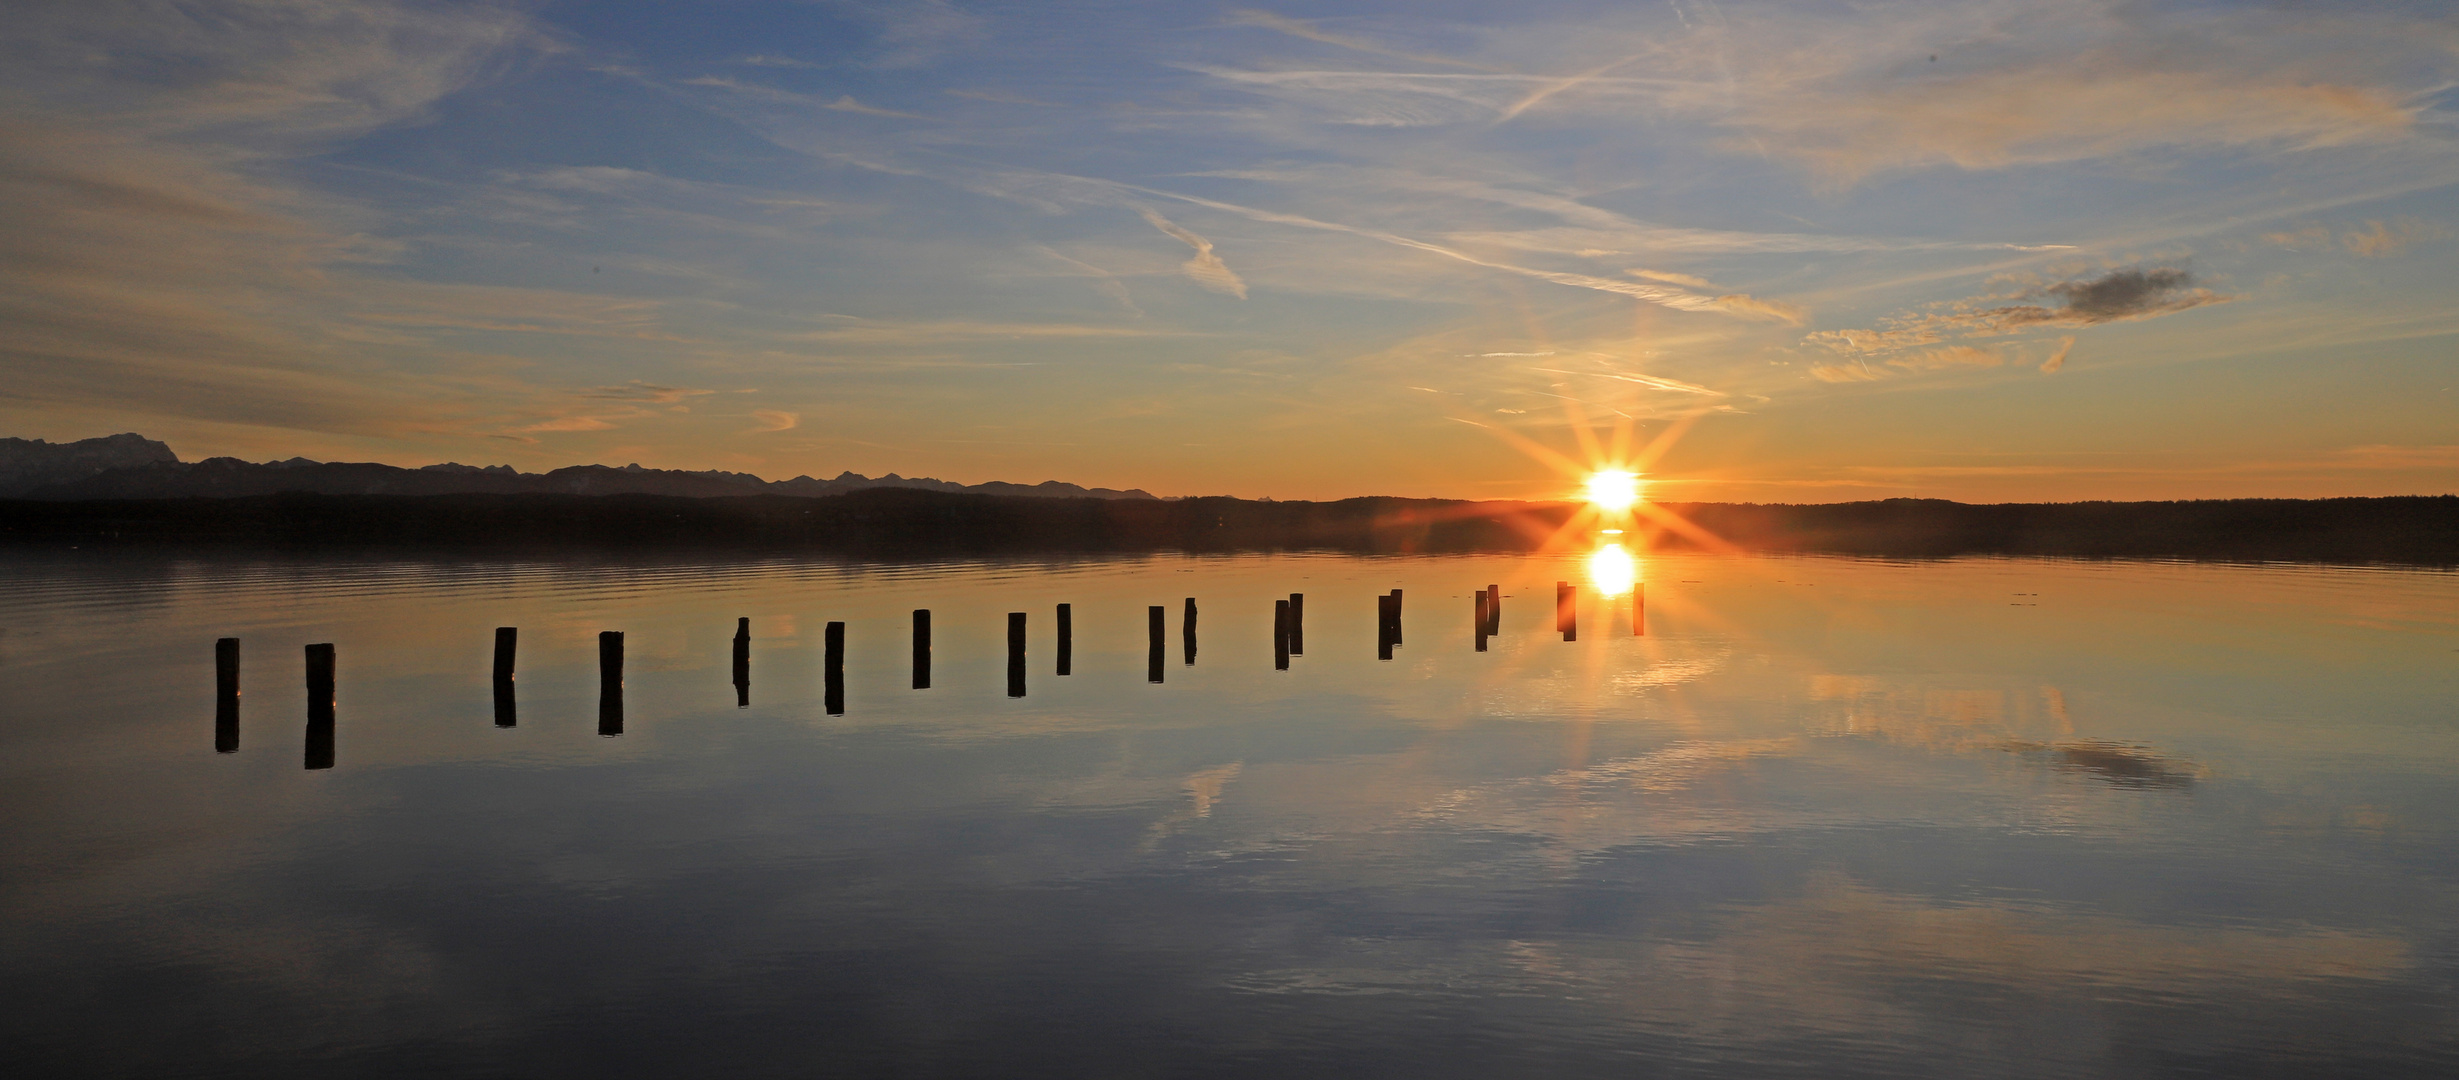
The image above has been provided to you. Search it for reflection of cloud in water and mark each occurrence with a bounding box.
[1497,877,2413,1037]
[1222,875,2411,1042]
[1811,675,2204,789]
[1472,649,1727,718]
[2040,740,2203,789]
[1144,762,1244,848]
[1413,738,1807,843]
[1538,739,1801,795]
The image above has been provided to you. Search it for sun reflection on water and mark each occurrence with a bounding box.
[1588,542,1636,596]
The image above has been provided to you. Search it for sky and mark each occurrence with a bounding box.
[1,0,2455,502]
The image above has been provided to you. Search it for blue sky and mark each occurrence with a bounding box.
[3,0,2455,499]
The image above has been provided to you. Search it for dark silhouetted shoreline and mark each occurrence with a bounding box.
[2,490,2451,565]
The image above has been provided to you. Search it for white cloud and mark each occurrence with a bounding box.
[1137,208,1250,298]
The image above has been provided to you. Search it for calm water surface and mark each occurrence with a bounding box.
[3,550,2457,1077]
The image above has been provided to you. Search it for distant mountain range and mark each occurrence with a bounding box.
[0,434,1157,501]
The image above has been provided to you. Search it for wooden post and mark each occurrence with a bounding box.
[1183,597,1198,666]
[1633,582,1645,636]
[1056,603,1073,677]
[732,617,751,707]
[306,642,335,703]
[1007,612,1027,698]
[1473,592,1488,653]
[1287,593,1304,655]
[824,621,845,715]
[1147,605,1165,684]
[1376,594,1395,661]
[1274,599,1290,670]
[1557,584,1577,642]
[912,609,931,690]
[304,643,335,769]
[213,638,240,753]
[216,637,241,701]
[598,631,624,737]
[1388,589,1403,646]
[1484,586,1500,635]
[599,631,623,689]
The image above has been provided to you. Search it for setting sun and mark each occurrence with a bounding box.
[1585,470,1640,512]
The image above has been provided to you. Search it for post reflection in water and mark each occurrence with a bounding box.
[823,620,845,715]
[1146,605,1164,684]
[302,643,335,770]
[213,637,240,753]
[12,551,2459,1078]
[732,616,751,707]
[1006,612,1026,698]
[598,630,624,737]
[493,675,517,728]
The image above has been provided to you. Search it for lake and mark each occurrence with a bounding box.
[3,549,2456,1077]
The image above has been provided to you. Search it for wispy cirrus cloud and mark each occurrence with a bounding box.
[1137,208,1249,298]
[1889,345,2001,371]
[1629,269,1716,289]
[747,409,799,433]
[2341,218,2447,257]
[1035,247,1143,315]
[1533,367,1724,396]
[2041,336,2077,374]
[1200,2,2441,188]
[1226,9,1494,72]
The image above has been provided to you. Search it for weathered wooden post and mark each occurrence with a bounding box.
[1287,593,1304,655]
[599,631,623,688]
[1147,605,1165,683]
[214,638,240,753]
[732,617,751,707]
[824,621,845,715]
[912,609,931,690]
[1274,599,1290,670]
[599,631,624,736]
[1376,594,1395,661]
[1056,603,1073,677]
[1183,597,1198,666]
[304,643,335,769]
[493,627,517,682]
[1007,612,1027,698]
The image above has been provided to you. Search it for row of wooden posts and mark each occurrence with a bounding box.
[210,582,1642,768]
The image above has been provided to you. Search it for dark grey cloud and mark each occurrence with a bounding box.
[1991,267,2217,329]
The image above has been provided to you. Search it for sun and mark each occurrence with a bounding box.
[1584,469,1640,513]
